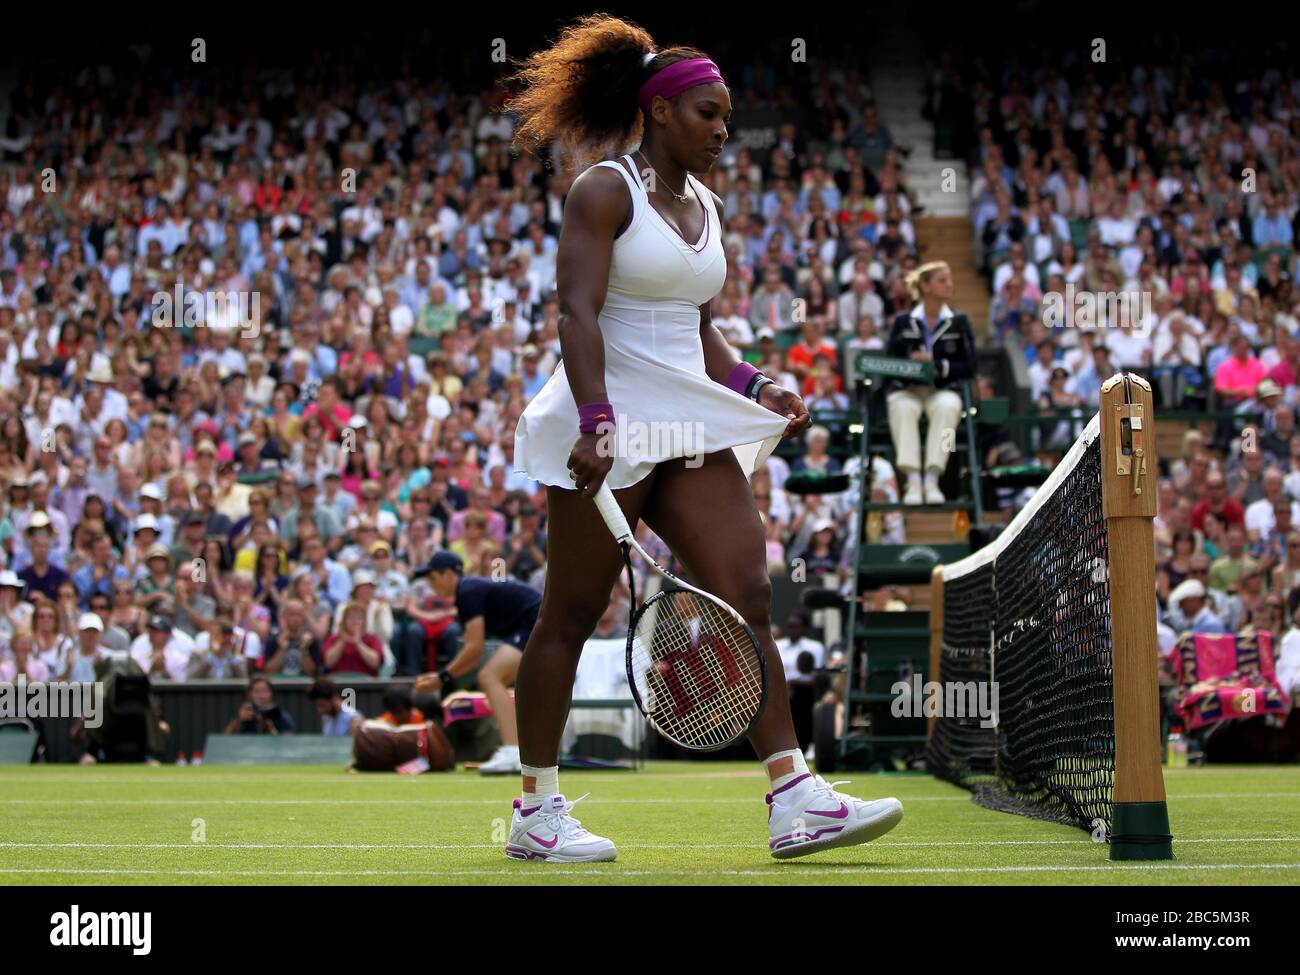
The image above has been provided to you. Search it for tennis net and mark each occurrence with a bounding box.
[926,411,1116,835]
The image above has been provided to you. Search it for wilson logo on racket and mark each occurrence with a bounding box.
[592,481,768,750]
[652,634,745,718]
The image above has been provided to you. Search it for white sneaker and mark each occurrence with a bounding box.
[923,473,946,504]
[506,793,617,862]
[478,745,521,775]
[767,773,903,859]
[903,472,923,505]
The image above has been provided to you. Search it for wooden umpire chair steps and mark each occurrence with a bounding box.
[812,353,983,771]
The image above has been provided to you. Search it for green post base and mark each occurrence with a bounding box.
[1109,801,1174,861]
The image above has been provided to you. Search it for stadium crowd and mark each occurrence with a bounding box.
[942,40,1300,707]
[3,29,1296,761]
[0,38,925,710]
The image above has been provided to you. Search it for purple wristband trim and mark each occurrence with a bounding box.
[578,402,615,434]
[726,361,761,397]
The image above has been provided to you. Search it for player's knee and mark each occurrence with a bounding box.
[730,575,773,633]
[538,599,606,648]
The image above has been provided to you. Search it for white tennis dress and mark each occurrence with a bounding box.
[514,152,789,490]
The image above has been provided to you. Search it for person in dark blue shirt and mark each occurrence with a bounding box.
[412,551,539,774]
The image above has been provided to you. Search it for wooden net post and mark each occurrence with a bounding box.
[1099,372,1174,860]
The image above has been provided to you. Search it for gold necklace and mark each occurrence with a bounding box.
[636,149,689,204]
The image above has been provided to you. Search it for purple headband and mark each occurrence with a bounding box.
[638,58,726,114]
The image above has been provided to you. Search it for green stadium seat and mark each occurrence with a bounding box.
[0,730,38,764]
[201,733,354,765]
[1069,219,1092,251]
[408,335,441,358]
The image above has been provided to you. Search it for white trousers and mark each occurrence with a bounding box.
[886,386,963,474]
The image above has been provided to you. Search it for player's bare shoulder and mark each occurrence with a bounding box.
[565,160,634,239]
[707,188,726,223]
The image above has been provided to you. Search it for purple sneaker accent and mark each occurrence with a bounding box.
[519,803,543,817]
[806,801,849,819]
[526,831,559,849]
[767,772,812,801]
[506,844,548,861]
[769,824,845,849]
[512,798,522,810]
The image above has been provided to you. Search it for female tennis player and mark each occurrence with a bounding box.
[501,14,903,862]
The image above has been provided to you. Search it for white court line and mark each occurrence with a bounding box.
[1,863,1298,879]
[0,837,1295,851]
[0,793,1278,806]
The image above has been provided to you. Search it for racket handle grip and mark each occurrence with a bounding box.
[593,482,634,543]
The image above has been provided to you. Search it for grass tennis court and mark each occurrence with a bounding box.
[1,763,1296,886]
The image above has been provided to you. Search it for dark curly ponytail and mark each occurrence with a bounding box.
[503,12,711,170]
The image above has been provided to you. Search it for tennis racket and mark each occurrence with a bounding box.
[592,482,768,750]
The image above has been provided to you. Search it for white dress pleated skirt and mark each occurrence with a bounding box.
[514,153,789,491]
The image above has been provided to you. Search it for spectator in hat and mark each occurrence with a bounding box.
[279,476,344,548]
[234,431,278,479]
[0,571,33,645]
[1165,579,1226,635]
[1239,377,1285,427]
[14,483,71,560]
[169,511,209,570]
[346,479,399,543]
[66,613,112,683]
[333,568,394,657]
[244,355,275,411]
[130,614,196,682]
[412,550,538,775]
[798,517,843,575]
[137,482,175,549]
[133,544,176,612]
[124,514,164,579]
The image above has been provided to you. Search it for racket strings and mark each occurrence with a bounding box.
[631,590,764,749]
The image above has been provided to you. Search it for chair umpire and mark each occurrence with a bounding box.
[884,261,978,504]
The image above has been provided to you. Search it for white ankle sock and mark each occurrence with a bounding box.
[521,763,558,804]
[763,748,811,795]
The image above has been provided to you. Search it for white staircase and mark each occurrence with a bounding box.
[868,22,969,218]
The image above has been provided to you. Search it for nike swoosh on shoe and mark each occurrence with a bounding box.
[526,832,559,848]
[806,802,849,819]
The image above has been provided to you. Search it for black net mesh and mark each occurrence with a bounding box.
[926,418,1115,835]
